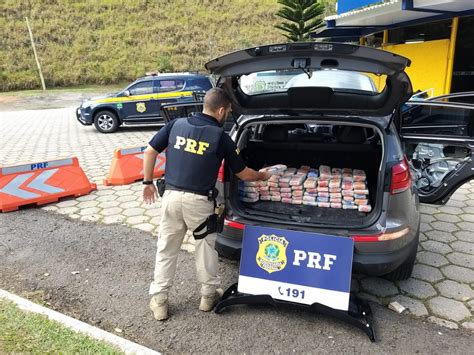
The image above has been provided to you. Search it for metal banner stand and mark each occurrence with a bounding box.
[215,283,377,342]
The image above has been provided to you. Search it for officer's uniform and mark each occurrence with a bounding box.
[148,112,245,300]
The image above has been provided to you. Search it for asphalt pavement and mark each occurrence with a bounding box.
[0,107,473,327]
[0,209,472,354]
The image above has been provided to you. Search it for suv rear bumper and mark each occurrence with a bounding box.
[216,232,243,260]
[216,228,418,277]
[351,235,418,276]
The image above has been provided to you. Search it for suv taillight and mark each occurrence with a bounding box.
[390,156,412,194]
[217,161,225,182]
[224,219,245,230]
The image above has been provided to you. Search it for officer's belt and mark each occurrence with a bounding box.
[165,183,210,197]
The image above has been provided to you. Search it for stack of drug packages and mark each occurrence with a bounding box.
[238,164,287,202]
[262,164,289,202]
[340,168,372,213]
[281,166,312,205]
[239,164,371,213]
[313,165,339,209]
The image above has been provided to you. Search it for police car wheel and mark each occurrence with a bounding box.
[94,111,119,133]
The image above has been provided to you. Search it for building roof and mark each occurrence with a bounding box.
[315,0,474,38]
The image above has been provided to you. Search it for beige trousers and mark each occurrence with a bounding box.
[149,190,220,298]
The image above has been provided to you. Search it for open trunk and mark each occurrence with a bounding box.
[228,122,384,227]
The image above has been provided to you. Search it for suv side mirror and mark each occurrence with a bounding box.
[124,90,131,97]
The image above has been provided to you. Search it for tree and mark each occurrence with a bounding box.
[275,0,325,42]
[320,0,337,17]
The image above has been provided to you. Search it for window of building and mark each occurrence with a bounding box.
[452,16,474,93]
[388,19,451,44]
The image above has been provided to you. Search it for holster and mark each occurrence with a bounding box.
[193,190,225,240]
[156,178,166,197]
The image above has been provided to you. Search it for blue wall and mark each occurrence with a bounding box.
[337,0,381,14]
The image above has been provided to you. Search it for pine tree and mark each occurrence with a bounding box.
[275,0,325,42]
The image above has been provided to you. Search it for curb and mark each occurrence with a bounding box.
[0,289,160,355]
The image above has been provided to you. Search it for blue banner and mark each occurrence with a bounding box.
[238,225,354,310]
[337,0,379,15]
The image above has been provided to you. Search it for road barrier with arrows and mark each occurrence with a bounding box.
[0,157,96,212]
[103,146,166,186]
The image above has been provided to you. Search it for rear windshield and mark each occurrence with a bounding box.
[239,69,381,95]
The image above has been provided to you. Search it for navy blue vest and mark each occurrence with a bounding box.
[165,117,224,193]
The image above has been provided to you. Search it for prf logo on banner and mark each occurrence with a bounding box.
[238,225,354,311]
[256,234,288,274]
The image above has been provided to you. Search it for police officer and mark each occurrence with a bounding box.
[143,88,271,320]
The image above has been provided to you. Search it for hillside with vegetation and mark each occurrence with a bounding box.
[1,0,335,91]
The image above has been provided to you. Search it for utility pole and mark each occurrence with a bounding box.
[25,17,46,90]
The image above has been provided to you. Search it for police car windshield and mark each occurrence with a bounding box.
[239,69,379,95]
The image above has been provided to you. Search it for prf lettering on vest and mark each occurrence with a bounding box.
[292,250,337,271]
[174,136,210,155]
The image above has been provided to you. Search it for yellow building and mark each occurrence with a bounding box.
[315,0,474,97]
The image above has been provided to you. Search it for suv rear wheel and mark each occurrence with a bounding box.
[94,110,119,133]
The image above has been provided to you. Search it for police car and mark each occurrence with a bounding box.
[76,73,212,133]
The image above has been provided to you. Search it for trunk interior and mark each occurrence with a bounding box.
[228,122,383,226]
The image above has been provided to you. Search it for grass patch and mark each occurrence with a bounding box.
[20,290,47,306]
[1,0,285,91]
[0,298,122,353]
[0,83,128,97]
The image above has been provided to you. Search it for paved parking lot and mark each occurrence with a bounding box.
[1,107,473,329]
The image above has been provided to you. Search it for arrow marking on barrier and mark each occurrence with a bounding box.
[0,173,40,199]
[159,159,166,171]
[27,169,64,194]
[137,154,164,174]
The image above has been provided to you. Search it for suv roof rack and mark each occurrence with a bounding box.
[143,71,201,77]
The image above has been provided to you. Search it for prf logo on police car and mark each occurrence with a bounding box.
[256,234,289,274]
[136,102,146,113]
